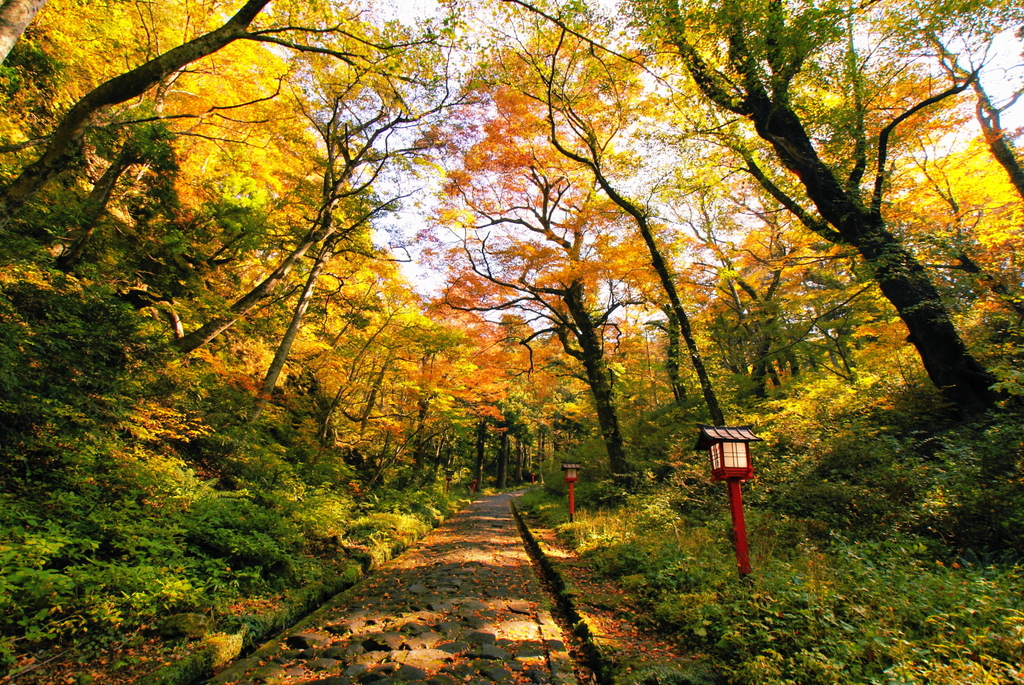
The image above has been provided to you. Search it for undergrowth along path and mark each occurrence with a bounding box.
[513,505,715,685]
[198,492,579,685]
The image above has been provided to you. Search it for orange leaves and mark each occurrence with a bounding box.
[437,84,642,291]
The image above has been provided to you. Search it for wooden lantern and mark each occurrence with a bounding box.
[695,424,761,481]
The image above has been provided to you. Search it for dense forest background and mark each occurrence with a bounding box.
[1,0,1022,682]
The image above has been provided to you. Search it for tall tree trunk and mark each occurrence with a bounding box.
[411,396,432,471]
[317,362,387,446]
[785,350,800,379]
[250,241,333,421]
[546,112,726,425]
[434,434,448,471]
[54,145,137,272]
[563,283,629,473]
[734,275,783,399]
[0,0,47,64]
[749,340,774,399]
[514,438,525,483]
[669,27,999,414]
[359,365,386,434]
[496,429,509,488]
[935,43,1024,203]
[660,306,687,403]
[318,386,345,447]
[746,95,998,413]
[739,304,771,396]
[0,0,269,225]
[973,84,1024,203]
[606,192,725,423]
[474,418,486,489]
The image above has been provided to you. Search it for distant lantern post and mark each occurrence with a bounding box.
[561,463,581,522]
[695,425,762,577]
[445,469,455,493]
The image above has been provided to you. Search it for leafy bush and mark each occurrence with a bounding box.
[657,537,1024,685]
[0,309,468,671]
[182,497,298,577]
[525,387,1024,685]
[529,481,1024,685]
[0,266,165,487]
[0,478,465,672]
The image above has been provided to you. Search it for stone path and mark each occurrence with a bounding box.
[206,493,577,685]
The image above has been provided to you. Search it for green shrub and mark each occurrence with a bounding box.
[182,497,297,576]
[550,493,1024,685]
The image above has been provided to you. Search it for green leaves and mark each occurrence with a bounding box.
[0,265,165,481]
[562,500,1024,684]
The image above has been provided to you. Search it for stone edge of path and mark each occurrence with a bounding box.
[138,500,473,685]
[509,499,613,685]
[503,494,578,685]
[138,571,359,685]
[510,499,719,685]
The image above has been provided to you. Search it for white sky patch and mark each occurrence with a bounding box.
[375,0,444,23]
[979,29,1024,130]
[372,165,447,298]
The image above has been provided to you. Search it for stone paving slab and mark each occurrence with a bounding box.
[206,493,576,685]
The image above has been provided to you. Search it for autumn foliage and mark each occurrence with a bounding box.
[0,0,1022,681]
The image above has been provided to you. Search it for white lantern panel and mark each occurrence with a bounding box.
[723,441,747,468]
[711,442,748,470]
[710,443,723,470]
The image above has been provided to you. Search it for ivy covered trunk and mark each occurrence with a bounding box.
[474,418,486,488]
[564,284,629,474]
[497,430,509,488]
[578,346,629,474]
[662,8,1000,416]
[747,100,999,414]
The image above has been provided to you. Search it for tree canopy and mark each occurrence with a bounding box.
[1,0,1022,680]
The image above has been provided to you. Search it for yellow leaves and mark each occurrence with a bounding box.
[801,86,845,113]
[436,205,477,230]
[126,402,212,443]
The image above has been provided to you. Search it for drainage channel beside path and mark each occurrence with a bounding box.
[203,492,578,685]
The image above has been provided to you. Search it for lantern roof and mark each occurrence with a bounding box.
[694,424,762,449]
[561,462,582,470]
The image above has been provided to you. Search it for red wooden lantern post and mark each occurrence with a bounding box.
[695,425,762,577]
[561,463,581,522]
[445,469,454,493]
